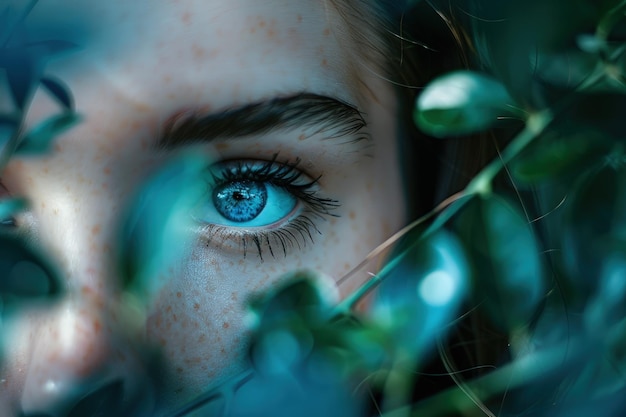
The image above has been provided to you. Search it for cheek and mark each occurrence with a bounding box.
[144,246,314,399]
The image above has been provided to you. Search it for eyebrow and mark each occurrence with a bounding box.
[156,93,368,149]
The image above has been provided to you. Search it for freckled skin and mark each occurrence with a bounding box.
[0,0,405,415]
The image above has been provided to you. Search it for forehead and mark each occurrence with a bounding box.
[26,0,356,111]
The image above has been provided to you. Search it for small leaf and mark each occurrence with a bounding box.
[454,194,546,331]
[511,127,613,184]
[15,112,82,155]
[562,164,626,298]
[118,152,209,302]
[0,49,39,110]
[67,380,124,417]
[372,230,469,354]
[0,234,61,302]
[415,71,519,137]
[40,76,74,110]
[24,40,80,57]
[0,198,27,222]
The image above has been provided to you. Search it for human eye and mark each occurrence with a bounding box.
[193,155,340,259]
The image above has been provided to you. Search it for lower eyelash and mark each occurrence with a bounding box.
[200,208,331,260]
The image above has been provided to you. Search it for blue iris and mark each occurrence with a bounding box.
[197,178,297,227]
[213,180,267,222]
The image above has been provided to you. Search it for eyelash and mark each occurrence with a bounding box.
[200,155,340,259]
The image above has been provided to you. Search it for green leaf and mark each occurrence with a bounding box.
[15,112,81,155]
[511,127,613,184]
[118,152,208,302]
[0,48,40,111]
[454,194,546,331]
[415,71,519,137]
[0,233,62,302]
[66,380,124,417]
[40,76,74,110]
[562,164,626,298]
[0,198,27,222]
[372,230,469,354]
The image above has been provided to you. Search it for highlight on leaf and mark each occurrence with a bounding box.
[414,70,521,137]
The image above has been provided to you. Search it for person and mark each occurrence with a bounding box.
[0,0,453,415]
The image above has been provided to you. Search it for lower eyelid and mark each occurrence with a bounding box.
[197,207,325,259]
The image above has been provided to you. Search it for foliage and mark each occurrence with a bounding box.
[0,1,77,313]
[4,0,626,416]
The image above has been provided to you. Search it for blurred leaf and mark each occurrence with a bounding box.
[372,230,469,354]
[511,127,613,184]
[554,93,626,141]
[0,198,27,222]
[66,379,124,417]
[248,271,337,327]
[535,49,599,90]
[40,76,74,110]
[247,274,338,376]
[229,362,364,417]
[466,0,598,107]
[562,163,626,297]
[0,233,61,303]
[118,152,208,302]
[15,112,81,155]
[415,71,519,137]
[0,114,19,153]
[0,48,40,110]
[240,273,385,417]
[454,194,546,331]
[23,39,79,57]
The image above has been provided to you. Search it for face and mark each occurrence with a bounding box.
[0,0,405,415]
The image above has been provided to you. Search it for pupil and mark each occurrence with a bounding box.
[213,180,267,222]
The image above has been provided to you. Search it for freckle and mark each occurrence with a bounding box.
[259,19,266,28]
[267,28,276,38]
[222,322,229,329]
[323,28,331,36]
[192,44,205,59]
[321,59,328,67]
[193,303,199,311]
[250,27,256,34]
[298,134,306,141]
[91,224,101,235]
[134,102,151,113]
[181,12,191,25]
[348,211,356,220]
[163,74,172,84]
[103,166,111,175]
[93,320,101,334]
[297,14,302,23]
[176,292,182,298]
[173,314,178,322]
